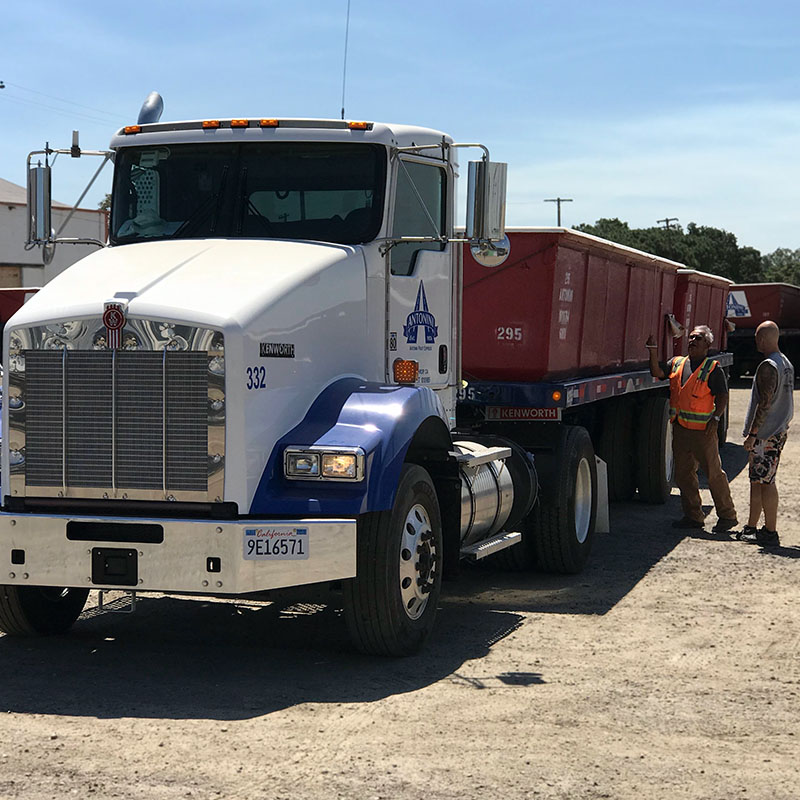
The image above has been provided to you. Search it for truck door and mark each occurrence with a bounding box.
[386,157,455,406]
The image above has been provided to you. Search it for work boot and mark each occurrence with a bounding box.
[672,517,705,529]
[739,527,780,547]
[712,518,738,533]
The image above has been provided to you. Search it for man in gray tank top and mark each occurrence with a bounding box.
[737,320,794,547]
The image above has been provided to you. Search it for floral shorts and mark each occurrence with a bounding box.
[749,430,788,484]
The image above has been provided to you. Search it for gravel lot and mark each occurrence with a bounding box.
[1,386,798,800]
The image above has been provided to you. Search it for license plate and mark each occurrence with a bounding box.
[243,527,309,560]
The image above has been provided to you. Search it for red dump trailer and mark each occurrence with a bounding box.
[458,228,733,507]
[672,269,733,358]
[726,282,800,376]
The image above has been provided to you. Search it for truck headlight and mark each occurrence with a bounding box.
[284,447,364,481]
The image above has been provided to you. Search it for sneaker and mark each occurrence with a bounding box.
[712,518,738,533]
[734,525,758,541]
[672,517,705,529]
[740,527,781,547]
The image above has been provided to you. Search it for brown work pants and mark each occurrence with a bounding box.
[672,422,737,524]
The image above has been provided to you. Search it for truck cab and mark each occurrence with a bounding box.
[1,104,525,655]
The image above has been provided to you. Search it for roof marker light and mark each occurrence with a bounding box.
[123,125,141,134]
[348,121,369,130]
[230,119,249,128]
[202,120,221,129]
[259,119,279,128]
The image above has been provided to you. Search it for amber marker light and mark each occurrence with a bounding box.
[348,121,369,130]
[259,119,279,128]
[393,358,419,384]
[230,119,249,128]
[551,390,562,403]
[123,125,141,134]
[202,120,221,129]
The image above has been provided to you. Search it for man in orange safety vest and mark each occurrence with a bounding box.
[646,325,737,531]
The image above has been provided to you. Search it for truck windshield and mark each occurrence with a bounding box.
[110,142,386,245]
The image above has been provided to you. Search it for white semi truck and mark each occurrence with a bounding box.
[1,95,683,655]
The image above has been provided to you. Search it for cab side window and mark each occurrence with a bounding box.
[391,161,446,276]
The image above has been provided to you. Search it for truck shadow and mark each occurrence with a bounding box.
[0,492,703,721]
[0,593,525,721]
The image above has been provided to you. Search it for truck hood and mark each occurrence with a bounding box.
[11,239,364,330]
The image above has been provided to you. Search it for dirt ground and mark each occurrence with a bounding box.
[0,386,798,800]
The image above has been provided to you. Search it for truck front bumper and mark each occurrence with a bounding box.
[0,513,356,594]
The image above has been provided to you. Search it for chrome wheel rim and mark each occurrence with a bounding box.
[574,457,593,544]
[665,417,675,483]
[399,502,437,620]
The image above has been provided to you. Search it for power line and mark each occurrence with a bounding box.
[1,80,123,121]
[657,217,679,230]
[0,92,117,127]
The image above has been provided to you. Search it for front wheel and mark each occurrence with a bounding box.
[0,585,89,636]
[343,464,443,656]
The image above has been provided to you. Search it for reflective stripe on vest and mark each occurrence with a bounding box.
[669,355,717,430]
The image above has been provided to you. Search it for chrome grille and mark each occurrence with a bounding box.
[24,349,209,494]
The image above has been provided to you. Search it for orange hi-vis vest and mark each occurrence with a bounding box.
[669,356,717,429]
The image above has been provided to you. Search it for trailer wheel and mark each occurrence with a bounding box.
[534,426,597,574]
[0,585,89,636]
[343,464,442,656]
[636,395,673,504]
[596,399,636,501]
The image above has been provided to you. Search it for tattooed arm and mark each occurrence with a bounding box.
[744,361,778,450]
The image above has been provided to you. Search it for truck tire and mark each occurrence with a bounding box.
[596,399,636,501]
[534,426,597,574]
[0,585,89,636]
[343,464,442,656]
[636,395,673,504]
[488,512,538,571]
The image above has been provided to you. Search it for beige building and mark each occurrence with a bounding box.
[0,177,108,288]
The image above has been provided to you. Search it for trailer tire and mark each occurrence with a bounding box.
[0,585,89,636]
[636,395,673,504]
[534,426,596,574]
[343,464,442,656]
[596,399,636,501]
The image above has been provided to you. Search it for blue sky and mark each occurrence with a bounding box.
[2,0,798,254]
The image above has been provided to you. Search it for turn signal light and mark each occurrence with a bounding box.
[123,125,141,134]
[202,120,221,129]
[551,390,562,402]
[393,359,419,384]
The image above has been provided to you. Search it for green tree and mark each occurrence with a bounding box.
[98,193,111,211]
[762,247,800,284]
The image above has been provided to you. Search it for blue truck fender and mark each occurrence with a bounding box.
[250,378,451,517]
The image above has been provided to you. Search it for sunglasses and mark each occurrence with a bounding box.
[687,334,705,342]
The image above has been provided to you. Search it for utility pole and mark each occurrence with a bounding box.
[657,217,679,259]
[544,197,573,226]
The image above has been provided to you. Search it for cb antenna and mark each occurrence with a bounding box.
[340,0,351,120]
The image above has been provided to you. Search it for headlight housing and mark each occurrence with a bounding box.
[284,447,365,481]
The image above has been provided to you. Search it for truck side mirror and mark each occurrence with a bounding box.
[27,164,52,245]
[466,160,510,267]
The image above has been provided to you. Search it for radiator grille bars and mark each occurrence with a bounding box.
[24,349,209,494]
